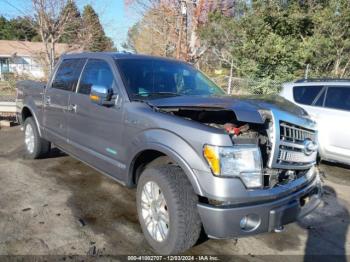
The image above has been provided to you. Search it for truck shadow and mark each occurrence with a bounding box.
[299,185,349,261]
[7,146,67,160]
[44,157,155,255]
[44,147,67,159]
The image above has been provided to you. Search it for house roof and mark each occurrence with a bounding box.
[0,40,74,58]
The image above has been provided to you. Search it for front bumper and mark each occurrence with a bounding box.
[197,174,322,239]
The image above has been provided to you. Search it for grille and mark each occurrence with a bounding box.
[268,121,317,169]
[278,122,317,166]
[278,148,317,164]
[280,122,316,142]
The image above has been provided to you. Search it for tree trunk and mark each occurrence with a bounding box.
[50,39,55,74]
[334,58,340,77]
[189,0,204,62]
[176,14,184,59]
[227,59,234,95]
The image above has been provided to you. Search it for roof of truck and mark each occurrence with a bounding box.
[61,51,186,63]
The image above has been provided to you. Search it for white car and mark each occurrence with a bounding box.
[280,79,350,166]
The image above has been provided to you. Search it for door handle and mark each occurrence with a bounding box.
[45,96,51,105]
[67,104,77,113]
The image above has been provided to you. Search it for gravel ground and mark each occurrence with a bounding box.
[0,126,349,260]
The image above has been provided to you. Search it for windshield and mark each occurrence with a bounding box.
[115,58,225,100]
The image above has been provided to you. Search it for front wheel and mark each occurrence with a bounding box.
[24,117,50,159]
[136,165,202,254]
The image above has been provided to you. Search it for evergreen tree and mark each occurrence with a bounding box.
[199,0,350,92]
[0,16,11,40]
[11,17,38,41]
[60,0,82,44]
[0,16,38,41]
[82,5,113,51]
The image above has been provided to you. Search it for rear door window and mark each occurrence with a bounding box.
[293,86,323,105]
[325,86,350,111]
[51,59,86,92]
[78,59,115,95]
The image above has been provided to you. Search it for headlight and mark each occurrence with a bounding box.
[203,145,263,188]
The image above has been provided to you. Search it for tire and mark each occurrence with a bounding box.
[23,117,50,159]
[136,165,202,254]
[316,152,321,165]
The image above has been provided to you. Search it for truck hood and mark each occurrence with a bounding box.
[150,94,308,124]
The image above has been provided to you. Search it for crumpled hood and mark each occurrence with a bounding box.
[150,94,309,124]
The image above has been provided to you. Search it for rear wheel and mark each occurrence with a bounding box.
[24,117,50,159]
[136,165,202,254]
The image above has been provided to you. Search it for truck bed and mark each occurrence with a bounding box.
[16,80,46,125]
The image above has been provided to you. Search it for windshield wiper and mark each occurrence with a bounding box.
[132,98,160,111]
[139,92,181,97]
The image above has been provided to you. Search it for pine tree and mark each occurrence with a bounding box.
[82,5,113,51]
[0,16,38,41]
[0,16,11,40]
[60,1,82,44]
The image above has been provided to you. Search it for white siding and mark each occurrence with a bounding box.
[7,56,45,78]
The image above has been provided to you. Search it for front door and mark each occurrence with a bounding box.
[43,58,85,147]
[67,58,125,180]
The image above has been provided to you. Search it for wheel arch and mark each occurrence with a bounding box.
[128,145,204,196]
[21,105,42,136]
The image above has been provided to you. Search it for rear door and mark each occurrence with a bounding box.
[317,86,350,162]
[292,85,326,118]
[67,58,126,180]
[43,59,85,146]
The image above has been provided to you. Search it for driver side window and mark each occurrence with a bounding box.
[78,59,115,95]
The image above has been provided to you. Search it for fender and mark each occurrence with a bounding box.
[22,97,42,137]
[127,129,211,196]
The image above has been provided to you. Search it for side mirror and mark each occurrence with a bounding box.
[90,85,114,106]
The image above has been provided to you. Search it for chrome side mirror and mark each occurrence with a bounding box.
[90,85,114,106]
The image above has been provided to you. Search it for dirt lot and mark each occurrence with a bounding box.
[0,126,350,259]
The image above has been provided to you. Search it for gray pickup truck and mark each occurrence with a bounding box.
[16,52,322,254]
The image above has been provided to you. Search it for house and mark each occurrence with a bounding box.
[0,40,72,80]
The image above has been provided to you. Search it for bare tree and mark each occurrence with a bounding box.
[125,0,194,61]
[124,0,236,63]
[32,0,77,73]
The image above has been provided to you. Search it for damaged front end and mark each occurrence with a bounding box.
[158,105,318,190]
[146,96,322,239]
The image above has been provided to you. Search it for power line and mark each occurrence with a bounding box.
[0,0,31,17]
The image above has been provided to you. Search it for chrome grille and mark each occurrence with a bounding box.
[278,148,317,164]
[268,114,317,170]
[280,122,316,142]
[277,122,317,167]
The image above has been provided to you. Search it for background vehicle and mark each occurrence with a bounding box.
[16,52,322,254]
[280,79,350,166]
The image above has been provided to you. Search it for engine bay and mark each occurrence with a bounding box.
[162,107,309,188]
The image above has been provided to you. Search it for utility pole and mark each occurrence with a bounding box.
[176,0,188,59]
